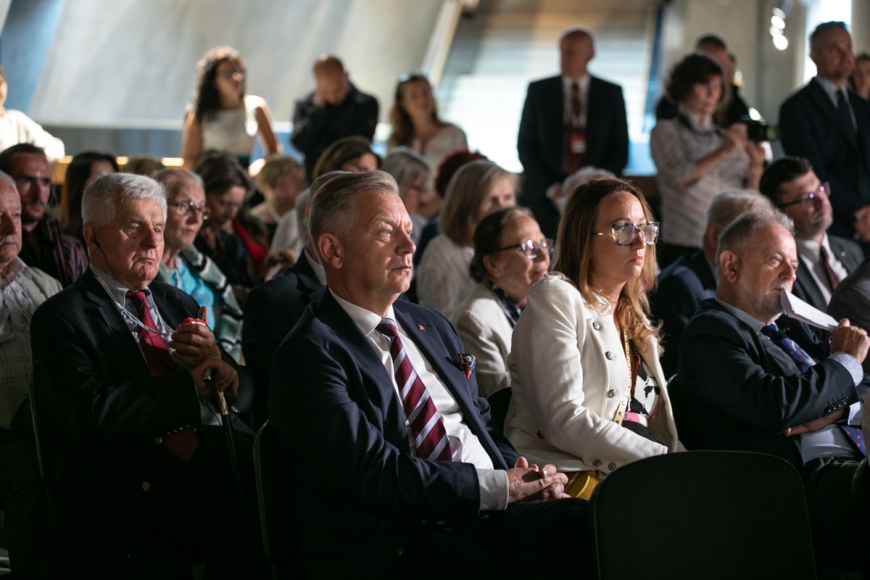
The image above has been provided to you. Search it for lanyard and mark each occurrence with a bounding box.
[93,273,174,342]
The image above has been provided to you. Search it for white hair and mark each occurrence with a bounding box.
[82,173,167,226]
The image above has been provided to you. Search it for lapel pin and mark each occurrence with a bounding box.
[458,353,476,379]
[417,324,425,331]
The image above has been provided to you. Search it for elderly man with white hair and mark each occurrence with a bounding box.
[30,173,266,577]
[0,169,61,578]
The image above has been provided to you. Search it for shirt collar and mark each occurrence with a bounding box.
[715,297,767,333]
[304,248,326,286]
[90,263,151,308]
[814,76,849,104]
[795,235,832,264]
[330,288,396,338]
[0,258,28,287]
[677,103,714,131]
[562,74,590,92]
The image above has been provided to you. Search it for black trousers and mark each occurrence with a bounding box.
[52,426,267,579]
[400,497,591,579]
[803,456,865,562]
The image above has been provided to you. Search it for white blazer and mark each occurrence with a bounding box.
[505,273,680,474]
[454,282,514,398]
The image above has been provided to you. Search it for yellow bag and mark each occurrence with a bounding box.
[564,470,601,500]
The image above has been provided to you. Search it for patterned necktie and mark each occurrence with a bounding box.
[760,323,866,456]
[376,318,452,461]
[819,246,840,291]
[571,82,582,125]
[126,290,198,461]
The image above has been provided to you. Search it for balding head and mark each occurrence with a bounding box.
[560,27,595,80]
[313,54,350,105]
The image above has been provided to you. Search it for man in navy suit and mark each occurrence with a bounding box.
[672,211,870,560]
[269,171,587,578]
[779,21,870,247]
[517,27,629,238]
[759,157,864,311]
[650,189,772,378]
[31,174,265,577]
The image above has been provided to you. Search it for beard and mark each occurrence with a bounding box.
[739,277,789,323]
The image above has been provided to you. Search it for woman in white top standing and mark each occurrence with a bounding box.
[505,178,679,499]
[388,73,467,173]
[417,160,515,320]
[181,46,281,169]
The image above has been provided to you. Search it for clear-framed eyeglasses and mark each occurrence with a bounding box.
[594,222,660,246]
[776,182,831,210]
[167,199,210,220]
[493,238,554,259]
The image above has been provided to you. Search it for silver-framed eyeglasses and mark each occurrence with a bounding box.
[493,238,554,259]
[167,199,210,220]
[776,182,831,210]
[594,222,660,246]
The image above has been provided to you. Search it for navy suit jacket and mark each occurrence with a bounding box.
[792,234,864,311]
[649,250,717,379]
[779,80,870,240]
[517,74,629,237]
[31,269,243,553]
[671,299,858,472]
[268,290,517,577]
[242,251,325,421]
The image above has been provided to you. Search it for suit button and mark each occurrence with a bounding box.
[142,482,150,491]
[592,322,601,330]
[607,389,617,398]
[608,463,616,471]
[593,459,601,467]
[605,351,614,360]
[537,430,545,440]
[154,436,163,445]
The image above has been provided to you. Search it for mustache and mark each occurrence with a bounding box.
[0,235,18,245]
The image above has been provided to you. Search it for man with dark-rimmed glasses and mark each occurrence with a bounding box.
[759,156,863,311]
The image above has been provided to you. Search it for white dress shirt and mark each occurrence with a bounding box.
[562,74,590,129]
[330,289,509,511]
[815,76,857,130]
[795,235,849,303]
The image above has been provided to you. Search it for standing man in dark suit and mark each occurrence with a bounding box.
[269,171,588,578]
[650,189,771,377]
[830,257,870,373]
[31,174,265,577]
[517,27,629,238]
[780,21,870,247]
[291,55,379,180]
[759,157,863,311]
[242,173,341,421]
[672,211,870,560]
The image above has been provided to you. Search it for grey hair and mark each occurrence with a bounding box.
[716,211,795,276]
[0,170,17,191]
[707,189,773,228]
[308,170,399,260]
[298,170,351,247]
[154,168,204,197]
[381,147,431,192]
[82,173,168,226]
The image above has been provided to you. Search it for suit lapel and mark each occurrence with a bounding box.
[793,260,827,311]
[829,236,863,272]
[808,81,859,151]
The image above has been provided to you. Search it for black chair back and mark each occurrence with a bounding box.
[487,388,512,433]
[253,421,306,579]
[29,382,51,484]
[589,450,816,580]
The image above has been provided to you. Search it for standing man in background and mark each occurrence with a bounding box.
[517,27,629,238]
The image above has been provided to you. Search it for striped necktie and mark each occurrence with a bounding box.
[376,318,452,461]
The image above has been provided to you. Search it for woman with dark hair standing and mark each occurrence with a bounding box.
[454,206,551,398]
[181,46,280,169]
[650,53,764,265]
[387,73,467,172]
[193,151,269,299]
[505,178,679,499]
[58,151,118,241]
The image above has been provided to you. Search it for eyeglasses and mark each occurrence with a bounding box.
[217,68,244,80]
[776,182,831,210]
[594,222,660,246]
[493,238,554,259]
[167,199,210,220]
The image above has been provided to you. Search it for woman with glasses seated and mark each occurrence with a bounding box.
[505,178,680,499]
[181,46,281,169]
[155,168,244,362]
[454,207,550,398]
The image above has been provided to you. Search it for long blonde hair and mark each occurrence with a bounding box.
[554,178,660,350]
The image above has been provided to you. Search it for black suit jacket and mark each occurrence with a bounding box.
[290,83,379,178]
[242,251,325,421]
[792,234,864,311]
[829,257,870,373]
[517,74,629,237]
[779,80,870,239]
[268,291,517,577]
[649,250,717,378]
[671,299,858,471]
[31,269,241,553]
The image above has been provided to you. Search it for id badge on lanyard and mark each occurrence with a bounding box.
[569,131,586,155]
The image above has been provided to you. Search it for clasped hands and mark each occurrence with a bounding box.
[169,306,239,398]
[507,457,570,504]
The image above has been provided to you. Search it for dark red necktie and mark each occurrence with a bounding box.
[126,290,198,461]
[376,318,452,461]
[819,246,840,291]
[566,82,585,174]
